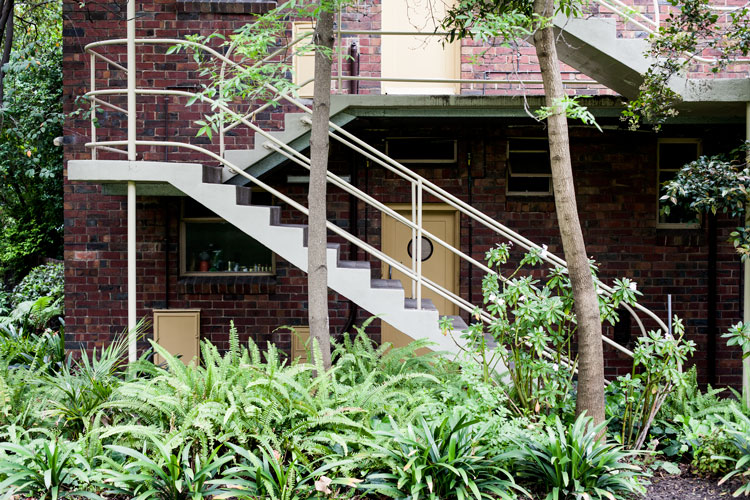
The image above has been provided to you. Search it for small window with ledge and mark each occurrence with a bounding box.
[180,193,275,276]
[657,139,701,228]
[506,138,552,196]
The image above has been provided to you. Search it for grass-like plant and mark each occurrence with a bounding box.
[100,438,233,500]
[0,438,100,500]
[509,413,646,500]
[361,410,524,500]
[716,409,750,496]
[218,442,355,500]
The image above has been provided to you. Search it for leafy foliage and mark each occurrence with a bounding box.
[660,142,750,259]
[0,438,99,500]
[11,262,64,308]
[0,0,63,281]
[616,317,695,450]
[509,414,646,500]
[625,0,750,130]
[443,242,642,417]
[718,410,750,496]
[361,411,524,500]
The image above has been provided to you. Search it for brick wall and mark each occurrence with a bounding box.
[64,0,748,386]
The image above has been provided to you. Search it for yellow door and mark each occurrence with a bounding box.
[381,0,459,95]
[292,22,315,98]
[381,207,459,348]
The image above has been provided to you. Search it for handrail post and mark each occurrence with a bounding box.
[416,179,423,310]
[411,181,417,298]
[127,0,137,364]
[90,53,97,160]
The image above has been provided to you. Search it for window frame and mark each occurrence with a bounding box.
[656,138,702,229]
[384,137,458,164]
[506,137,553,196]
[179,198,276,277]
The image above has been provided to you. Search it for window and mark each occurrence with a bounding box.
[657,139,701,228]
[507,138,552,195]
[385,138,457,163]
[180,195,275,276]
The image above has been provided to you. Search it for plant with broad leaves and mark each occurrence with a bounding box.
[660,142,750,259]
[360,410,525,500]
[617,317,696,450]
[508,413,646,500]
[218,442,355,500]
[723,321,750,360]
[0,438,101,500]
[442,242,641,416]
[99,439,233,500]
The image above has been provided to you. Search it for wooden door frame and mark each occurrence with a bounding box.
[380,203,461,303]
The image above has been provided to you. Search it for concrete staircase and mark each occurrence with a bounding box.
[68,160,469,354]
[553,15,651,99]
[553,14,749,103]
[222,104,356,185]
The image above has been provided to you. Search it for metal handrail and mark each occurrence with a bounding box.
[80,9,700,363]
[85,82,647,363]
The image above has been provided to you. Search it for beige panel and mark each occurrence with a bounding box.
[153,309,200,366]
[293,23,315,98]
[291,326,311,362]
[381,207,459,348]
[381,0,459,94]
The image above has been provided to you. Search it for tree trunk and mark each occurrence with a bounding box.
[307,1,334,370]
[532,0,606,424]
[0,5,13,106]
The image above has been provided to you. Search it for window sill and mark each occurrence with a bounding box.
[177,275,277,295]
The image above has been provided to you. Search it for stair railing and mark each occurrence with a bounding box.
[83,30,682,366]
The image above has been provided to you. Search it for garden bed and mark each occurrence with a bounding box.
[645,467,744,500]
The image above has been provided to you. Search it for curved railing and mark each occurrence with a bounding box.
[81,20,692,367]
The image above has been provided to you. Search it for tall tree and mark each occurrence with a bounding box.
[442,0,606,423]
[531,0,605,423]
[307,1,335,370]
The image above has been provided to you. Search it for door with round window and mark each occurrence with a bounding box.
[380,206,459,349]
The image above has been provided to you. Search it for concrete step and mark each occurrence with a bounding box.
[444,314,468,333]
[404,298,437,311]
[371,279,403,290]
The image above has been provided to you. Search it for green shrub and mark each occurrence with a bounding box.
[0,438,99,500]
[442,242,642,417]
[509,414,646,500]
[220,442,353,500]
[100,439,233,500]
[11,262,64,308]
[717,409,750,496]
[360,410,524,500]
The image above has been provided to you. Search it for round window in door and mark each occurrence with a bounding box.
[406,237,434,262]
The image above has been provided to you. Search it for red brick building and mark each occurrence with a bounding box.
[63,0,750,387]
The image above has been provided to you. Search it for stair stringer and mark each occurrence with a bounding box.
[67,159,472,356]
[552,15,655,99]
[222,102,356,185]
